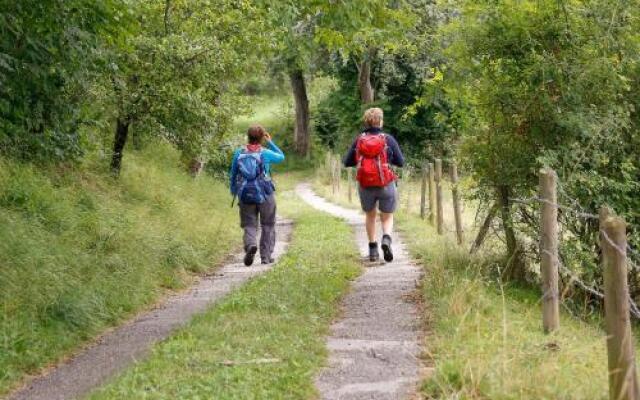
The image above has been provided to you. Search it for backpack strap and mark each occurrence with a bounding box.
[355,133,366,168]
[246,146,265,177]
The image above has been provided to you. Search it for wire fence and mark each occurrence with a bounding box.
[510,189,640,320]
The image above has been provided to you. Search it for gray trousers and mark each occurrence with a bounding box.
[239,194,276,261]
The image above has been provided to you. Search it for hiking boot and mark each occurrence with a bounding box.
[261,257,275,265]
[369,242,379,262]
[244,245,258,266]
[381,234,394,262]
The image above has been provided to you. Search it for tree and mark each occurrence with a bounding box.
[314,0,414,104]
[106,0,267,175]
[313,0,457,158]
[0,0,125,161]
[438,0,640,282]
[257,1,320,157]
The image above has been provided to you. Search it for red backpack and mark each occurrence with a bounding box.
[355,133,396,188]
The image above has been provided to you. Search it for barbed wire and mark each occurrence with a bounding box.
[509,196,599,221]
[541,249,640,319]
[511,192,640,268]
[599,229,640,277]
[541,249,603,298]
[556,180,601,220]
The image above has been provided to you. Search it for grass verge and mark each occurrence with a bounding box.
[399,215,612,400]
[0,143,240,396]
[312,175,632,400]
[87,179,361,399]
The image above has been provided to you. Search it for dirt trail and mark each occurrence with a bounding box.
[8,220,293,400]
[296,183,424,400]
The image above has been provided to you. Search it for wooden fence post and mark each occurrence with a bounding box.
[420,163,428,220]
[325,152,332,182]
[601,209,640,400]
[435,159,443,235]
[405,167,412,213]
[331,156,337,195]
[336,161,341,192]
[450,163,464,245]
[428,162,435,226]
[348,167,353,203]
[539,168,560,333]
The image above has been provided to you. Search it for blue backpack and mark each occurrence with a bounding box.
[236,149,271,205]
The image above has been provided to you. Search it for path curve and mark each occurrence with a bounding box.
[8,220,293,400]
[296,183,424,400]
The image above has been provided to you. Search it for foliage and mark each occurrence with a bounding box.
[0,0,270,171]
[0,0,126,161]
[434,0,640,288]
[313,0,414,59]
[314,1,458,161]
[106,0,268,170]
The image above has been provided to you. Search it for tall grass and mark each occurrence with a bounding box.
[398,215,613,399]
[0,143,239,395]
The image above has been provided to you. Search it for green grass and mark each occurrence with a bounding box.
[0,143,240,396]
[398,215,614,400]
[87,177,361,399]
[312,173,639,400]
[234,95,292,134]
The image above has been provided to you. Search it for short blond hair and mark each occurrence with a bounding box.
[363,107,383,128]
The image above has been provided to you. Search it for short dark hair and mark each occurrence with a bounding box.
[247,125,265,144]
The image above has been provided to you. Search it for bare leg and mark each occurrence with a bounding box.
[380,212,394,236]
[366,209,377,242]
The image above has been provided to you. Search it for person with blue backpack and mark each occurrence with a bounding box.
[230,125,285,266]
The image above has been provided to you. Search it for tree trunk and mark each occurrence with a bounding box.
[358,59,374,104]
[188,159,205,177]
[498,185,526,282]
[111,118,130,176]
[289,69,310,157]
[164,0,171,35]
[470,202,499,254]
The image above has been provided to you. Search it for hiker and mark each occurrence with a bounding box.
[343,107,405,262]
[230,125,285,266]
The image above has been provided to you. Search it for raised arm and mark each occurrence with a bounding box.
[262,140,285,164]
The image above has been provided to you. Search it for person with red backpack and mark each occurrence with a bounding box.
[230,125,285,266]
[343,107,405,262]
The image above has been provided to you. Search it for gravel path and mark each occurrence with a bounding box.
[296,184,424,400]
[8,220,293,400]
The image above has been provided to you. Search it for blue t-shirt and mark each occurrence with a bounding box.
[229,141,285,195]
